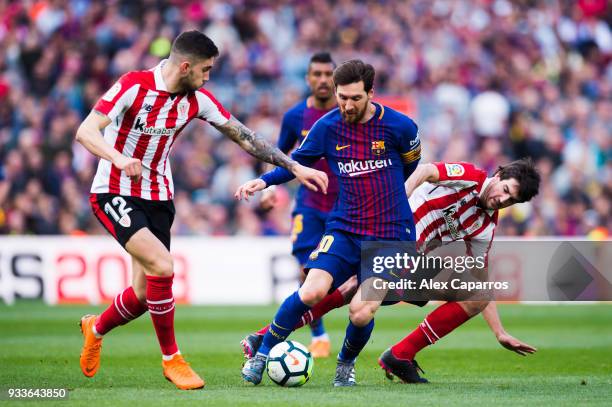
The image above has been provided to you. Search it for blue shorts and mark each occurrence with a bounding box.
[290,207,329,265]
[304,226,416,289]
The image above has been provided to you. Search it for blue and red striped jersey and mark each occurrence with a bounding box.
[262,102,422,238]
[278,99,338,213]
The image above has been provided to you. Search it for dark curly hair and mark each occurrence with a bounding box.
[495,158,541,203]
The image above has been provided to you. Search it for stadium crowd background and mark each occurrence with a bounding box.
[0,0,609,238]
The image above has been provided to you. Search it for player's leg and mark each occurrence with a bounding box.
[80,194,150,378]
[92,258,148,334]
[124,227,204,390]
[131,258,147,302]
[333,278,384,387]
[242,231,354,385]
[379,300,488,383]
[241,268,334,384]
[125,228,175,353]
[241,275,358,359]
[80,259,150,377]
[301,274,357,329]
[292,209,333,357]
[299,267,330,357]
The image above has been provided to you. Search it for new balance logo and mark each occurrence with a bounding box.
[143,104,153,112]
[133,117,176,136]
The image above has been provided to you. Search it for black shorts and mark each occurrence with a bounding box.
[89,193,175,250]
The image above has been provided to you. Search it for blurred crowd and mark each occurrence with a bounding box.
[0,0,610,238]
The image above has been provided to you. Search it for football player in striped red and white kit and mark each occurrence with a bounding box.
[76,30,328,390]
[378,158,540,382]
[240,158,540,384]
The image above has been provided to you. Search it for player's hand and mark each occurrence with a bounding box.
[235,179,267,201]
[114,155,142,183]
[497,332,537,356]
[292,164,328,194]
[260,188,277,210]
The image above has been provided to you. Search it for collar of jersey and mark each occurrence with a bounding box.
[153,59,169,92]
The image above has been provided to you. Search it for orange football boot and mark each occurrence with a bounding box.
[162,354,205,390]
[79,314,102,377]
[309,338,331,358]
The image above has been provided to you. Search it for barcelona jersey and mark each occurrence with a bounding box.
[263,102,421,239]
[278,100,338,213]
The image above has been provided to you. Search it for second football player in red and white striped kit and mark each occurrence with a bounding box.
[377,158,540,383]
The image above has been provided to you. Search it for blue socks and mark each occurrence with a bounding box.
[338,319,375,362]
[310,318,326,338]
[258,291,310,356]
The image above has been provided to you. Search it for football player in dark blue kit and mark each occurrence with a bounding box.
[236,59,422,386]
[249,53,339,358]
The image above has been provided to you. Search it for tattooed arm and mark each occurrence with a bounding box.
[213,116,297,171]
[215,116,328,194]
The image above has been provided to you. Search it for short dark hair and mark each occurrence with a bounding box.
[171,30,219,61]
[332,59,375,92]
[309,52,335,67]
[495,158,541,203]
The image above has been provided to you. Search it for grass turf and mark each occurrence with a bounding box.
[0,302,610,406]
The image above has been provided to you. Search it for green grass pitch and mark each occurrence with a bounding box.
[0,302,610,406]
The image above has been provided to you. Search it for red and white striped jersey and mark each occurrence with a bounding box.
[409,162,499,258]
[90,60,231,200]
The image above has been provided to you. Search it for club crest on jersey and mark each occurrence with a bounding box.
[371,140,385,155]
[445,163,465,177]
[177,101,189,120]
[465,220,481,235]
[118,214,131,228]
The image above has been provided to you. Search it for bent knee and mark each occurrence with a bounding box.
[298,286,328,306]
[349,304,374,327]
[144,253,174,277]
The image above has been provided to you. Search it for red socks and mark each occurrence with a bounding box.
[391,302,470,360]
[146,275,178,356]
[296,288,345,329]
[95,286,148,335]
[255,288,346,336]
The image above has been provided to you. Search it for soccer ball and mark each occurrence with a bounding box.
[266,340,314,387]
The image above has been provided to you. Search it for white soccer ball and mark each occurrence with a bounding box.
[266,340,314,387]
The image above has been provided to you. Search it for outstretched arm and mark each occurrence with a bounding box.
[215,116,327,195]
[482,302,537,356]
[213,116,298,171]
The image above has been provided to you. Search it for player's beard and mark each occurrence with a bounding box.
[314,93,332,106]
[314,85,332,104]
[479,182,498,209]
[341,103,367,124]
[179,73,204,93]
